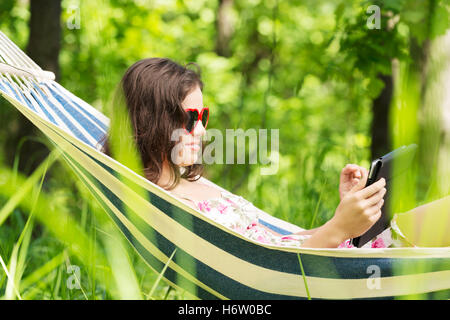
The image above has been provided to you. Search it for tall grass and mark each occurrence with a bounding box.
[0,145,188,299]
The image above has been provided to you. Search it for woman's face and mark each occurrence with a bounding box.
[173,85,206,166]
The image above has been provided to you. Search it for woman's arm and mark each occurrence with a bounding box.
[299,221,347,248]
[293,228,320,236]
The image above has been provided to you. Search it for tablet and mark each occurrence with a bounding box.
[350,144,418,248]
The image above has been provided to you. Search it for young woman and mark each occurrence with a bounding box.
[102,57,450,249]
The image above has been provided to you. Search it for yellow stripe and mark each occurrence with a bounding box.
[306,270,450,299]
[4,92,450,299]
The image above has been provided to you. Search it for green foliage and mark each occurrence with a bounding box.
[0,0,448,300]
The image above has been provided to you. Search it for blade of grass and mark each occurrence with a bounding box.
[0,162,112,297]
[146,248,177,300]
[64,252,89,300]
[20,251,65,291]
[0,249,22,300]
[52,262,63,299]
[21,270,56,300]
[163,286,173,300]
[101,222,143,300]
[11,136,50,188]
[309,175,328,229]
[0,148,60,226]
[12,215,34,300]
[6,145,56,299]
[297,253,311,300]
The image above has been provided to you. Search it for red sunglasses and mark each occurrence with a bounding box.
[183,107,209,134]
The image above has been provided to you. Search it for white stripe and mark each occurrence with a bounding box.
[0,32,41,70]
[0,62,55,81]
[21,79,73,133]
[0,33,34,71]
[51,82,110,127]
[48,82,109,133]
[38,82,99,146]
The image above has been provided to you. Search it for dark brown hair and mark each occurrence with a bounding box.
[101,58,204,190]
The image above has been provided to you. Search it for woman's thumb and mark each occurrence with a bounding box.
[350,168,368,192]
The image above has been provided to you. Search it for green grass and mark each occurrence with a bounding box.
[0,148,187,300]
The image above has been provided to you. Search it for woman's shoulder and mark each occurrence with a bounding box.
[169,178,252,207]
[167,179,223,202]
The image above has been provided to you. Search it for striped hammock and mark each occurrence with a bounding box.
[0,31,449,300]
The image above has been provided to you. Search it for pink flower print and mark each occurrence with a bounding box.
[197,200,211,212]
[257,235,269,244]
[371,238,386,248]
[233,226,245,234]
[225,198,236,206]
[338,240,354,248]
[217,204,228,214]
[246,222,258,230]
[281,236,297,241]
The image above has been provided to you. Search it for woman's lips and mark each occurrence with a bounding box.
[186,142,201,151]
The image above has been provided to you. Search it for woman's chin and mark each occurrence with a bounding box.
[178,153,200,167]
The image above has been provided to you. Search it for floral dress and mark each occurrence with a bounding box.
[175,189,410,249]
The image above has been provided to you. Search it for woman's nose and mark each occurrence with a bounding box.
[193,121,206,137]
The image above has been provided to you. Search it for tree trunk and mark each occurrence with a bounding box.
[3,0,62,174]
[417,29,450,198]
[26,0,62,80]
[215,0,233,57]
[370,74,393,159]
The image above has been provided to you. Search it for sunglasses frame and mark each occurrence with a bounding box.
[183,107,209,135]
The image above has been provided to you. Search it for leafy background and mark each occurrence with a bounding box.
[0,0,448,299]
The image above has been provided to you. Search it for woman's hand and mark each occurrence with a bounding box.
[339,164,368,201]
[331,169,386,240]
[301,170,386,248]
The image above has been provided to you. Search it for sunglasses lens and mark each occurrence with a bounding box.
[185,110,198,133]
[201,108,209,128]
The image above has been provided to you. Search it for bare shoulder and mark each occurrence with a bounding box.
[174,179,223,202]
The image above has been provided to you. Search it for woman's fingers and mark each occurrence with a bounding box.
[356,178,385,199]
[369,206,383,223]
[350,168,369,192]
[364,187,386,207]
[342,164,358,174]
[364,199,384,218]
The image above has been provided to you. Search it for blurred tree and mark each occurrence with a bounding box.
[27,0,62,80]
[406,0,450,197]
[371,74,393,158]
[339,1,407,160]
[215,0,233,57]
[3,0,62,175]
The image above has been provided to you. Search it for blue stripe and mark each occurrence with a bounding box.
[44,83,105,144]
[31,83,93,147]
[49,83,108,132]
[29,88,57,124]
[16,87,37,112]
[258,219,291,235]
[2,80,21,101]
[0,79,40,113]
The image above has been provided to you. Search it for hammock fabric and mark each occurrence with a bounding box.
[0,31,449,300]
